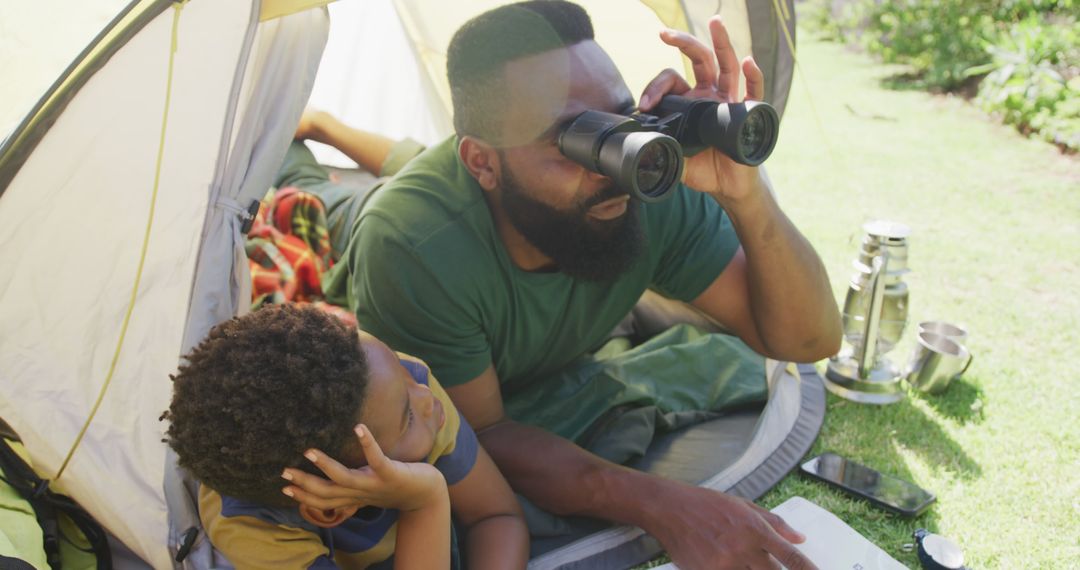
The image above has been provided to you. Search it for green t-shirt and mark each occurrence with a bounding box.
[325,137,740,394]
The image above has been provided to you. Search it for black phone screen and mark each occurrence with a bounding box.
[800,453,935,516]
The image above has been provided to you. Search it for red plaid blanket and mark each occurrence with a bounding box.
[245,186,357,326]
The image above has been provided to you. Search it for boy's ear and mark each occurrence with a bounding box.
[458,136,500,192]
[298,504,359,529]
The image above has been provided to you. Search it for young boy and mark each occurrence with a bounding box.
[163,304,528,569]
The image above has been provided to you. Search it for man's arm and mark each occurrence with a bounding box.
[447,366,817,570]
[639,19,842,363]
[446,446,529,569]
[689,207,841,363]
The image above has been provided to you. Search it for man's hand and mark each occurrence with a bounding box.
[474,415,817,570]
[646,482,816,570]
[282,424,447,513]
[638,17,764,205]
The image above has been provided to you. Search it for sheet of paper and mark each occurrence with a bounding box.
[649,496,909,570]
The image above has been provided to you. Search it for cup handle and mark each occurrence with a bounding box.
[960,352,974,376]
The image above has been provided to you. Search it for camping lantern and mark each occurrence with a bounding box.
[825,221,911,404]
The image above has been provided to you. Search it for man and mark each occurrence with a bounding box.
[309,2,841,568]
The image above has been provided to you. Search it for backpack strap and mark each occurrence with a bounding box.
[0,438,112,570]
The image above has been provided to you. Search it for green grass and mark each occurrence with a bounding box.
[636,29,1080,569]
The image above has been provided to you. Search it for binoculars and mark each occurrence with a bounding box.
[558,95,779,202]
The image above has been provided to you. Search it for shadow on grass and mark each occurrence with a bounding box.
[826,394,982,480]
[769,387,985,566]
[912,376,986,426]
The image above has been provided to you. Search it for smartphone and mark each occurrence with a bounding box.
[799,452,936,517]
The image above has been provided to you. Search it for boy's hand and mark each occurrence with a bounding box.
[293,109,327,141]
[282,424,447,512]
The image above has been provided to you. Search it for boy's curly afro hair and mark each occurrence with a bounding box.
[163,304,368,506]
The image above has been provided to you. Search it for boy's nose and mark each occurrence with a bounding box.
[415,384,435,417]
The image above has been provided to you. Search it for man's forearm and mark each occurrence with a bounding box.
[720,175,842,361]
[478,420,662,526]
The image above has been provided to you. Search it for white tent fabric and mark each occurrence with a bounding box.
[0,0,133,139]
[306,0,760,167]
[171,9,331,568]
[0,1,800,568]
[0,1,327,566]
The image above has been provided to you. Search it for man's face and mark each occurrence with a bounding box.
[356,332,445,463]
[494,41,647,280]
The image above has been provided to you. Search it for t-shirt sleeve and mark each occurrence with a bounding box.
[434,414,478,485]
[200,490,337,569]
[348,215,492,387]
[648,184,741,302]
[378,138,427,177]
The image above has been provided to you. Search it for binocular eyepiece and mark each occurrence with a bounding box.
[558,95,779,202]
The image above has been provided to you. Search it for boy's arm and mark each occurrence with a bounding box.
[447,446,529,570]
[294,110,396,175]
[393,474,451,570]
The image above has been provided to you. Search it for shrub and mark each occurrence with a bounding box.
[971,15,1080,151]
[800,0,1079,151]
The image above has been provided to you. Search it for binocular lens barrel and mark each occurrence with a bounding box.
[558,98,778,203]
[558,111,684,203]
[703,100,778,166]
[597,131,682,201]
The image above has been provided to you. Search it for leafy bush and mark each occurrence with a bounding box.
[971,15,1080,151]
[862,0,998,91]
[800,0,1079,151]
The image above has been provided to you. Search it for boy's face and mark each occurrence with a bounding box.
[357,332,446,463]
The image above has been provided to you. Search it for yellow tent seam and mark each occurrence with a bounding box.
[56,0,186,481]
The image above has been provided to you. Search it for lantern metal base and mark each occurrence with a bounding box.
[824,355,905,405]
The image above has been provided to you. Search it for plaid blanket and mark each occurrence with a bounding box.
[246,186,357,326]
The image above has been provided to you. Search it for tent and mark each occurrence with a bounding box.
[0,1,814,568]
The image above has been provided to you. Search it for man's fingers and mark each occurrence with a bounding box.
[659,28,719,92]
[742,57,764,101]
[639,68,691,111]
[745,552,783,570]
[762,510,805,544]
[708,17,740,101]
[765,535,817,570]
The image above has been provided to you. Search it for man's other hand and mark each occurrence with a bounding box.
[647,482,817,570]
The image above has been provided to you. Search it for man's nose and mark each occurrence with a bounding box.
[584,168,609,184]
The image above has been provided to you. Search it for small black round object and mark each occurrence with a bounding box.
[914,528,968,570]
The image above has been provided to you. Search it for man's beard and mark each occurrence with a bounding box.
[499,165,646,282]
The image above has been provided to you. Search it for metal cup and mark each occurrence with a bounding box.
[917,321,968,345]
[906,332,973,394]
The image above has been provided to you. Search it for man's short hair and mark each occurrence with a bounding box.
[163,304,368,506]
[447,0,594,140]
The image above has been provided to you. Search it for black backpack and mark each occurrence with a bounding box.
[0,437,112,570]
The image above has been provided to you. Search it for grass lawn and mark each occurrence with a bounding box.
[638,27,1079,570]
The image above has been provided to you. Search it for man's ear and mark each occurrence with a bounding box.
[458,136,500,192]
[298,504,359,529]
